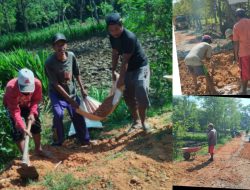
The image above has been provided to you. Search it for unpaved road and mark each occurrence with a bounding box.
[174,135,250,189]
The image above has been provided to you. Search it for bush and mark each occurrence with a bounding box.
[0,49,50,95]
[0,89,19,171]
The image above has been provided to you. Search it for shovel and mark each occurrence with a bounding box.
[22,119,32,165]
[203,61,217,95]
[18,119,39,179]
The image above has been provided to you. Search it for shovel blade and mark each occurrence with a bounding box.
[17,165,39,179]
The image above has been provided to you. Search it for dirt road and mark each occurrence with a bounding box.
[174,135,250,189]
[0,112,172,190]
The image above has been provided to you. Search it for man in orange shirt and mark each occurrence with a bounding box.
[233,8,250,95]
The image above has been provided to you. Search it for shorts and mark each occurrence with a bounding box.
[239,56,250,80]
[6,107,41,142]
[124,65,150,108]
[208,145,215,154]
[187,65,205,76]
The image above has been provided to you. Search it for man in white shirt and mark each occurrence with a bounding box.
[184,35,216,94]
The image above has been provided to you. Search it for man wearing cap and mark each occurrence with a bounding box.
[184,35,216,94]
[207,123,217,161]
[45,33,90,146]
[105,13,152,133]
[3,68,45,156]
[233,8,250,95]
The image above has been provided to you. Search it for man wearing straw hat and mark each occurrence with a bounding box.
[45,33,90,146]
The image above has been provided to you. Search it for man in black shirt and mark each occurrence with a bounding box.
[106,13,152,133]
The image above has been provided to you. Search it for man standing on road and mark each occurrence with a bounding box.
[233,8,250,95]
[3,68,47,157]
[184,35,216,94]
[105,13,152,133]
[45,33,90,146]
[207,123,217,161]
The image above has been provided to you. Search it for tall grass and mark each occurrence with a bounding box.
[0,20,105,51]
[0,90,20,171]
[0,49,50,94]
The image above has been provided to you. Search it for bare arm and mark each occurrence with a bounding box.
[112,49,119,80]
[76,75,87,99]
[54,84,79,109]
[234,41,239,63]
[117,53,132,88]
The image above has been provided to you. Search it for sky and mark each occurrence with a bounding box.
[239,98,250,106]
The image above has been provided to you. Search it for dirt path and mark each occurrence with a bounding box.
[174,136,250,189]
[0,112,172,190]
[174,29,242,95]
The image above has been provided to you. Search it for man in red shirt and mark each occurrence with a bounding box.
[233,8,250,95]
[3,68,45,156]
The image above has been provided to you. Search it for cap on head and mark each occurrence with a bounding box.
[105,13,122,26]
[202,35,212,43]
[208,123,214,128]
[52,33,67,44]
[225,28,233,39]
[236,8,246,18]
[18,68,35,93]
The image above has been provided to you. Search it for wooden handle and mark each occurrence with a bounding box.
[22,120,32,165]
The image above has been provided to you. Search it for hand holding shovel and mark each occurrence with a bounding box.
[18,119,39,179]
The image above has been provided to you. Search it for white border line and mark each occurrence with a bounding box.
[173,27,182,95]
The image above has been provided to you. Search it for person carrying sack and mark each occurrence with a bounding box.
[45,33,90,146]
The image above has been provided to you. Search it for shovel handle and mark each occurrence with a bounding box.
[22,120,32,165]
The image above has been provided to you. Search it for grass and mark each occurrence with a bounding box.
[31,171,101,190]
[127,166,145,177]
[0,49,50,94]
[0,20,106,51]
[105,151,126,161]
[178,133,207,142]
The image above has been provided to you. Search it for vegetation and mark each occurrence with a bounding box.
[0,0,171,172]
[0,89,19,171]
[173,96,247,160]
[173,0,250,35]
[0,21,105,51]
[31,172,101,190]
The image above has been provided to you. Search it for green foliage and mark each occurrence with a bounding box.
[38,172,100,190]
[0,49,50,94]
[173,96,244,160]
[117,0,172,108]
[98,1,114,17]
[0,89,19,171]
[119,0,171,38]
[0,20,105,51]
[179,133,207,142]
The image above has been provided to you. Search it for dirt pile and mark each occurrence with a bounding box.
[0,113,172,190]
[179,52,241,95]
[239,142,250,160]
